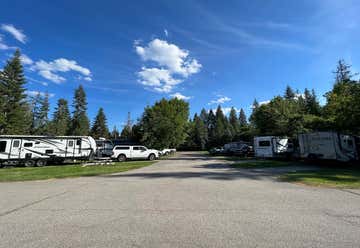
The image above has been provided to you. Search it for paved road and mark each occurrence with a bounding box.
[1,152,359,248]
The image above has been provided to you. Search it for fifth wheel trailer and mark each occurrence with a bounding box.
[298,132,359,162]
[0,135,97,167]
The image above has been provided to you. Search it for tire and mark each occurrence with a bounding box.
[165,152,170,156]
[148,154,156,161]
[117,154,126,162]
[36,160,47,167]
[24,160,35,167]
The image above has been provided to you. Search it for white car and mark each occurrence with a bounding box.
[111,145,160,162]
[160,148,177,156]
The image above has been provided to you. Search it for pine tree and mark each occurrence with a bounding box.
[199,108,208,124]
[110,126,120,139]
[193,114,208,150]
[31,92,50,134]
[214,106,228,146]
[71,85,90,135]
[229,107,239,135]
[207,109,216,147]
[51,98,71,135]
[120,125,132,140]
[304,88,321,115]
[239,108,248,127]
[334,59,352,84]
[252,99,259,109]
[90,107,109,138]
[0,49,31,134]
[284,85,296,100]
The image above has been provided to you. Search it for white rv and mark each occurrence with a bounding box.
[0,135,97,167]
[254,136,293,158]
[298,132,359,162]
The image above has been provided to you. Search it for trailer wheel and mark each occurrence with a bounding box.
[117,154,126,162]
[24,160,35,167]
[36,160,47,167]
[148,154,156,161]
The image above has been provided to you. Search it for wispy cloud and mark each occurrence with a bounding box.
[164,29,169,37]
[170,92,191,100]
[208,95,231,105]
[20,54,33,65]
[0,35,16,50]
[31,58,92,84]
[1,24,27,43]
[26,90,55,98]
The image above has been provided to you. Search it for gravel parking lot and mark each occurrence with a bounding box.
[1,152,359,248]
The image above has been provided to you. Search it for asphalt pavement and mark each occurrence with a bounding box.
[1,152,359,248]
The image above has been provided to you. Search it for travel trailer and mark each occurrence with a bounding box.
[0,135,97,167]
[298,132,359,162]
[254,136,293,158]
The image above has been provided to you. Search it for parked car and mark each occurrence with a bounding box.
[209,147,225,155]
[159,148,176,156]
[111,145,160,162]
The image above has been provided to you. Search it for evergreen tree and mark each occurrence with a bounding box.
[239,108,248,127]
[304,88,321,115]
[193,114,208,150]
[51,98,71,135]
[214,106,231,146]
[199,108,208,124]
[252,99,259,109]
[71,85,90,135]
[284,85,296,100]
[31,92,50,134]
[207,109,216,147]
[90,107,109,138]
[120,125,132,140]
[334,59,352,84]
[229,107,239,135]
[110,126,120,140]
[0,49,31,134]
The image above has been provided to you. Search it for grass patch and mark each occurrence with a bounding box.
[280,168,360,188]
[0,161,156,182]
[232,160,293,169]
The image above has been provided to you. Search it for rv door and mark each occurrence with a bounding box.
[67,139,75,157]
[9,139,21,159]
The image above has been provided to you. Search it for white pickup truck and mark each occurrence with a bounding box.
[111,145,160,162]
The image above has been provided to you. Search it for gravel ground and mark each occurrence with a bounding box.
[1,152,359,248]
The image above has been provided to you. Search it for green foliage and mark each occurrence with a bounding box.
[50,98,71,135]
[284,85,295,100]
[138,98,189,149]
[110,126,120,139]
[71,85,90,135]
[31,92,50,134]
[91,107,109,138]
[120,125,132,140]
[0,50,31,134]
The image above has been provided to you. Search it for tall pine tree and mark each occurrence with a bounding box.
[31,92,50,134]
[90,107,109,138]
[51,98,71,135]
[71,85,90,135]
[239,108,248,127]
[0,50,31,134]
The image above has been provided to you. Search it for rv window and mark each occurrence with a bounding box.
[259,141,271,147]
[115,146,130,150]
[68,140,74,147]
[24,143,33,147]
[0,141,6,152]
[13,140,20,148]
[133,147,140,150]
[45,149,54,154]
[76,140,81,146]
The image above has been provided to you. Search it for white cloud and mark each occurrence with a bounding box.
[137,67,181,93]
[1,24,27,43]
[208,95,231,105]
[20,54,33,65]
[170,92,191,100]
[26,90,55,98]
[32,58,92,84]
[83,76,92,82]
[259,100,270,105]
[136,39,201,77]
[135,39,201,93]
[164,29,169,37]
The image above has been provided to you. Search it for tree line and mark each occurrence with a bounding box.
[1,50,359,150]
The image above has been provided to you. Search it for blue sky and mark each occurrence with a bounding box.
[1,0,360,130]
